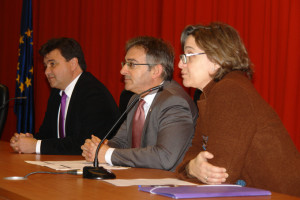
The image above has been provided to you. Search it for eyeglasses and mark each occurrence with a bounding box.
[179,53,206,64]
[121,62,158,69]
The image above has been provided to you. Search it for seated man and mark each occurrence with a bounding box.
[10,37,120,155]
[81,36,198,171]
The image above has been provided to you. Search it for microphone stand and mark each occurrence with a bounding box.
[83,85,163,179]
[0,97,27,110]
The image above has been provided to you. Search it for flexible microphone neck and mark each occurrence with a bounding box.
[83,85,163,179]
[0,97,27,110]
[93,84,163,167]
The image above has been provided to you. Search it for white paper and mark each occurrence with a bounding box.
[25,160,129,171]
[103,178,198,187]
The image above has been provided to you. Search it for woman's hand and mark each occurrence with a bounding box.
[187,151,229,184]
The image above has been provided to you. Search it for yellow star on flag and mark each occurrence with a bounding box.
[19,82,24,93]
[29,66,33,74]
[19,35,24,44]
[16,74,20,83]
[17,62,20,70]
[25,77,31,88]
[25,28,33,37]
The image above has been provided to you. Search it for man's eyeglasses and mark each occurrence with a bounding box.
[121,62,158,69]
[179,52,206,64]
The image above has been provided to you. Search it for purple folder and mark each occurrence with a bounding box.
[139,185,271,199]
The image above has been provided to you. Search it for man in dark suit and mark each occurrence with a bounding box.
[81,36,198,171]
[10,38,120,155]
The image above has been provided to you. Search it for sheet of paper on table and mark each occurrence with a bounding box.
[25,160,129,171]
[103,178,198,187]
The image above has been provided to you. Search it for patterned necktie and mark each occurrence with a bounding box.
[132,99,146,148]
[59,91,67,138]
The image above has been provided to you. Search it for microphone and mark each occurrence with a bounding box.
[0,97,27,110]
[83,85,163,179]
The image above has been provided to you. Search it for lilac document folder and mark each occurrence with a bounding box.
[139,185,271,199]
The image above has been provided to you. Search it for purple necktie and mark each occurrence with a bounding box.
[59,91,67,138]
[132,99,146,148]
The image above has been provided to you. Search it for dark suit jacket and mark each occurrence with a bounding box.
[108,80,198,171]
[176,71,300,197]
[35,72,120,155]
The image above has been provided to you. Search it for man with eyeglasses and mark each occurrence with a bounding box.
[81,36,198,171]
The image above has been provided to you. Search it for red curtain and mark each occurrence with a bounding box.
[1,0,299,151]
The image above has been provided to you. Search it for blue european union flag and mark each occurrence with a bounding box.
[14,0,34,134]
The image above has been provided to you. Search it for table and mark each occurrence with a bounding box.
[0,141,299,200]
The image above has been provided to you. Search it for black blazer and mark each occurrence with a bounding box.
[35,72,120,155]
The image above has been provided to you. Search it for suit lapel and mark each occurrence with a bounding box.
[52,90,62,137]
[140,81,171,146]
[64,72,86,136]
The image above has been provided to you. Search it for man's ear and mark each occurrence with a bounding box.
[70,57,79,71]
[151,64,163,79]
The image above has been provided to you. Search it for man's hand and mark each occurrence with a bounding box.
[10,133,21,152]
[10,133,36,154]
[187,151,229,184]
[18,136,37,153]
[81,135,108,163]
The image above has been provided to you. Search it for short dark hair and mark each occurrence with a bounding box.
[125,36,174,81]
[39,37,87,71]
[181,22,253,80]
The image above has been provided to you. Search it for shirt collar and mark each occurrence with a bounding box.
[60,73,82,97]
[142,81,164,105]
